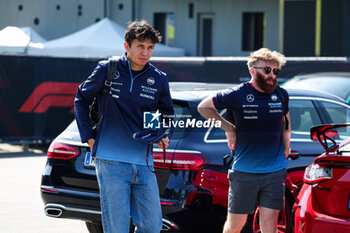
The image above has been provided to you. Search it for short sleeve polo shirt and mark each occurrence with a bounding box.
[213,82,289,173]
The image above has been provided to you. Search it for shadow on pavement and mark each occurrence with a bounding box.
[0,143,46,158]
[0,151,46,159]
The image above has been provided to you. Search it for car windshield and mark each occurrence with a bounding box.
[283,77,350,101]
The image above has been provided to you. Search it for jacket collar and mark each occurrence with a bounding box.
[121,53,152,71]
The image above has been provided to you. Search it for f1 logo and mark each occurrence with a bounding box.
[143,110,161,129]
[19,82,80,113]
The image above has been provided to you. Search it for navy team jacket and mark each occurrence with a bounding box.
[74,54,174,165]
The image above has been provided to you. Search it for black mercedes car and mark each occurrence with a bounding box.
[40,82,350,233]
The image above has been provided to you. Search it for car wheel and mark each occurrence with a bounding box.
[86,221,135,233]
[86,222,103,233]
[241,200,292,233]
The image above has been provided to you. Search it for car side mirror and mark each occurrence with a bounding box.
[287,149,300,160]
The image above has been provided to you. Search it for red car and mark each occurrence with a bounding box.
[293,123,350,233]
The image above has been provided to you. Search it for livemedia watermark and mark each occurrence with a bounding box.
[143,110,221,129]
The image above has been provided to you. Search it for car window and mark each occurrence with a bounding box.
[319,101,350,138]
[289,99,322,140]
[205,110,227,141]
[320,101,350,124]
[171,101,191,139]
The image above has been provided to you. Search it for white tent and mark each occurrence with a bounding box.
[0,26,46,54]
[28,18,185,58]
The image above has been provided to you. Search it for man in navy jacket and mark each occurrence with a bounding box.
[74,20,174,233]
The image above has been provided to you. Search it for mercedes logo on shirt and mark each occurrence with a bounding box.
[113,71,120,79]
[246,94,255,103]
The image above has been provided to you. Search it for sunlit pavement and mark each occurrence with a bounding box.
[0,144,88,233]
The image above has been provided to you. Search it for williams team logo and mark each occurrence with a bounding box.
[147,77,155,85]
[271,94,278,101]
[143,110,161,129]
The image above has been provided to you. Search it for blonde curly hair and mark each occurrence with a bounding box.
[247,48,286,68]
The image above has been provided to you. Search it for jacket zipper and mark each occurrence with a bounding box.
[127,61,149,93]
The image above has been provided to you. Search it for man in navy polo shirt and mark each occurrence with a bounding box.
[74,20,174,233]
[198,48,291,233]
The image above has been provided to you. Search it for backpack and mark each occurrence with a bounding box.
[275,85,289,130]
[89,57,118,137]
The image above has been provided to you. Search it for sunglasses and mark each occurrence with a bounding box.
[253,66,280,75]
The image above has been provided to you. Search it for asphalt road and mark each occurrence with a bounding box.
[0,147,88,233]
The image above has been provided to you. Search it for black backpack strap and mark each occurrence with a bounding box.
[146,142,166,173]
[100,58,118,115]
[223,150,235,168]
[275,85,289,130]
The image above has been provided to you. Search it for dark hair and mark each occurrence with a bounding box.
[125,20,162,46]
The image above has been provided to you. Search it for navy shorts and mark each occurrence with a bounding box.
[227,168,287,214]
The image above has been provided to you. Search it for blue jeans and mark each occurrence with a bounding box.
[95,159,162,233]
